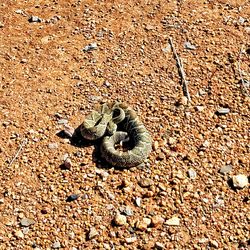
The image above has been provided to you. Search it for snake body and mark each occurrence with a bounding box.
[80,102,152,168]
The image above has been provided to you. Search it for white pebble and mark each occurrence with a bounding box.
[232,174,248,189]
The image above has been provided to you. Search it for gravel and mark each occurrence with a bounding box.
[0,1,249,249]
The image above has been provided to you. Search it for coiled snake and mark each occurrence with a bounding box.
[80,102,152,168]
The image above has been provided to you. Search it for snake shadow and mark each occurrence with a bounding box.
[56,125,115,169]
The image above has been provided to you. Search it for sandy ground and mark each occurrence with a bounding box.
[0,0,249,249]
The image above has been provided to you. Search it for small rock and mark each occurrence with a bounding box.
[48,143,58,149]
[63,125,75,138]
[88,227,98,240]
[66,194,80,202]
[184,41,196,50]
[104,81,111,87]
[0,198,4,204]
[135,197,141,207]
[125,236,137,244]
[187,169,197,179]
[52,241,61,249]
[136,218,151,231]
[162,44,171,53]
[28,16,42,23]
[113,213,127,226]
[83,42,97,52]
[219,165,233,174]
[15,9,24,14]
[57,119,68,125]
[232,174,248,189]
[151,215,164,228]
[63,158,72,170]
[165,216,180,226]
[138,178,154,188]
[180,96,188,106]
[122,206,133,216]
[216,107,230,115]
[210,240,219,247]
[15,230,24,238]
[0,22,4,28]
[20,218,35,227]
[195,105,205,112]
[155,242,165,249]
[22,227,29,234]
[156,152,165,160]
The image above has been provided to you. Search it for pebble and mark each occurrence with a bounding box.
[0,198,4,204]
[20,218,35,227]
[136,218,151,231]
[0,22,4,28]
[138,178,154,187]
[63,158,72,170]
[66,194,80,202]
[88,227,98,240]
[15,9,24,14]
[155,242,165,249]
[57,119,68,125]
[219,165,233,174]
[125,236,137,244]
[52,241,61,249]
[83,42,97,52]
[165,216,180,226]
[113,213,127,226]
[151,215,165,228]
[232,174,248,189]
[210,240,219,247]
[195,105,205,112]
[28,16,42,23]
[216,108,230,115]
[184,41,196,50]
[187,169,197,179]
[122,206,133,216]
[48,143,58,149]
[135,197,141,207]
[15,230,24,238]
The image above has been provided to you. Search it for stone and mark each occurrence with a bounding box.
[28,16,42,23]
[20,218,35,227]
[135,197,141,207]
[66,194,80,202]
[113,213,127,226]
[210,240,219,247]
[216,108,230,115]
[151,215,164,228]
[219,165,233,174]
[138,178,154,187]
[155,242,165,249]
[136,218,151,231]
[57,119,68,125]
[125,236,137,244]
[165,216,180,226]
[14,230,24,238]
[122,206,133,216]
[88,227,98,240]
[63,158,72,170]
[63,125,75,138]
[48,143,58,149]
[187,169,197,179]
[232,174,248,189]
[52,241,61,249]
[83,42,97,52]
[195,105,205,112]
[184,41,196,50]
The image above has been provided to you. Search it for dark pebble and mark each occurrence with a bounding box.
[66,194,80,202]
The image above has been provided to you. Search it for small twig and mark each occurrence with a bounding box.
[8,139,27,167]
[237,46,249,96]
[169,37,191,102]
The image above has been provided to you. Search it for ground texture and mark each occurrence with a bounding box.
[0,0,249,249]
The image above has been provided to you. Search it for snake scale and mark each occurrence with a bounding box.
[80,102,152,168]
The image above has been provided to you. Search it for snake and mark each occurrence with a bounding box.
[80,102,152,168]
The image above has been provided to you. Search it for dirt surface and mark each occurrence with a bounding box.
[0,1,249,249]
